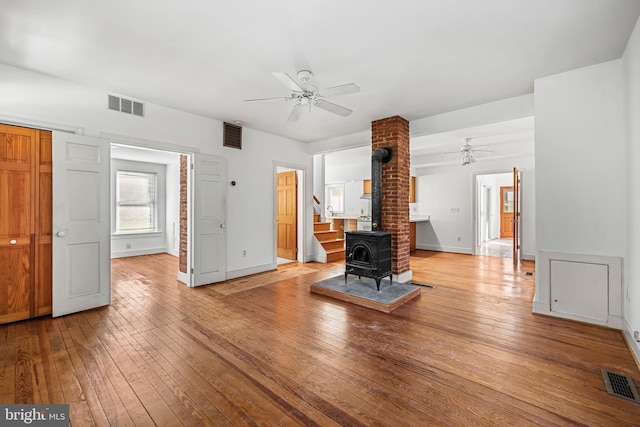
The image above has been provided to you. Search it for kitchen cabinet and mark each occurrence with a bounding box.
[363,179,371,194]
[409,176,416,203]
[410,222,416,251]
[364,176,415,202]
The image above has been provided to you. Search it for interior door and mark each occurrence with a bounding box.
[513,166,520,265]
[0,125,36,323]
[276,170,297,260]
[192,153,226,287]
[52,132,111,317]
[499,186,514,238]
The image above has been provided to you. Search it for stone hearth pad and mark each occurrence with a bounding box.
[310,275,421,313]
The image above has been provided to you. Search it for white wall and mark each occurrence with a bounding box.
[623,17,640,359]
[0,62,314,279]
[533,59,627,325]
[534,60,627,257]
[414,156,535,256]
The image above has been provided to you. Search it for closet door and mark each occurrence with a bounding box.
[36,130,53,316]
[0,124,36,323]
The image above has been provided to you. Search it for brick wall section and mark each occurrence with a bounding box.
[179,154,188,273]
[371,116,411,276]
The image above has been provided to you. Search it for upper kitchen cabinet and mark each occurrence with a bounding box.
[363,179,371,194]
[365,176,415,202]
[409,176,416,203]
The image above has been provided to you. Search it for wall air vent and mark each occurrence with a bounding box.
[223,122,242,149]
[107,94,145,117]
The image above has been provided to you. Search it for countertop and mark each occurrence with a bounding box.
[327,215,361,220]
[327,215,430,222]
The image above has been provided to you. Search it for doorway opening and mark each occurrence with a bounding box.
[110,144,192,283]
[475,171,513,258]
[275,165,305,266]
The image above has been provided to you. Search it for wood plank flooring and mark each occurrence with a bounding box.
[1,251,640,426]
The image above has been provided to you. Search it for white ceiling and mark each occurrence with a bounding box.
[1,0,639,143]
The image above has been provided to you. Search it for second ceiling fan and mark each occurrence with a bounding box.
[245,70,360,122]
[445,138,493,166]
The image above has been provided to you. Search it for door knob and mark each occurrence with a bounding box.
[57,231,66,237]
[220,224,226,229]
[10,239,16,245]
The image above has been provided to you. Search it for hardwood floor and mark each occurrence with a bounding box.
[1,251,639,426]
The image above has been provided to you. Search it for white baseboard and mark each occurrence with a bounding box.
[623,318,640,370]
[111,247,166,258]
[416,244,472,254]
[521,252,535,261]
[393,270,413,284]
[177,271,189,285]
[226,263,277,280]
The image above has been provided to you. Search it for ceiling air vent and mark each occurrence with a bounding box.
[107,94,144,117]
[121,98,133,114]
[223,122,242,149]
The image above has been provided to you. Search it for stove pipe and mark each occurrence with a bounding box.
[371,147,393,231]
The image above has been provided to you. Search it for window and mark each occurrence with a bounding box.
[325,183,345,214]
[116,170,158,233]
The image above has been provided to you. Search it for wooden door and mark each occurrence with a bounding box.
[36,131,53,316]
[277,171,297,260]
[499,186,514,238]
[0,125,52,324]
[192,153,227,286]
[0,125,36,323]
[52,132,111,317]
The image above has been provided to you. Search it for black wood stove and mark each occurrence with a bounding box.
[345,230,392,291]
[344,146,394,291]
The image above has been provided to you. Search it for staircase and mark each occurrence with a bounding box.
[313,214,345,262]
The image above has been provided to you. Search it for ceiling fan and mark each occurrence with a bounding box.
[245,70,360,122]
[445,138,493,166]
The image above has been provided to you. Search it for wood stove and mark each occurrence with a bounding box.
[345,230,392,291]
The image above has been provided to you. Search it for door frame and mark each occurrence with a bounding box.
[273,162,307,264]
[472,170,514,256]
[102,132,202,285]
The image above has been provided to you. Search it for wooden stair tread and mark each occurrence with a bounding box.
[317,237,344,243]
[325,248,345,254]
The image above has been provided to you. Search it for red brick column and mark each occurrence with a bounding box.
[371,116,411,280]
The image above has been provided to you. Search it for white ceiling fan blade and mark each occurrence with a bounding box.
[322,83,360,96]
[273,72,304,92]
[245,96,291,102]
[315,99,352,117]
[287,104,303,122]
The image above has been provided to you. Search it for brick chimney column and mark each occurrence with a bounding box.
[371,116,412,283]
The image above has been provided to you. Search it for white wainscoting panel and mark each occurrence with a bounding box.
[534,251,622,328]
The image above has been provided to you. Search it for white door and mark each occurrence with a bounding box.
[52,132,111,317]
[192,153,227,286]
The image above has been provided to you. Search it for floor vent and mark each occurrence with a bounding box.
[601,369,640,403]
[410,282,436,289]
